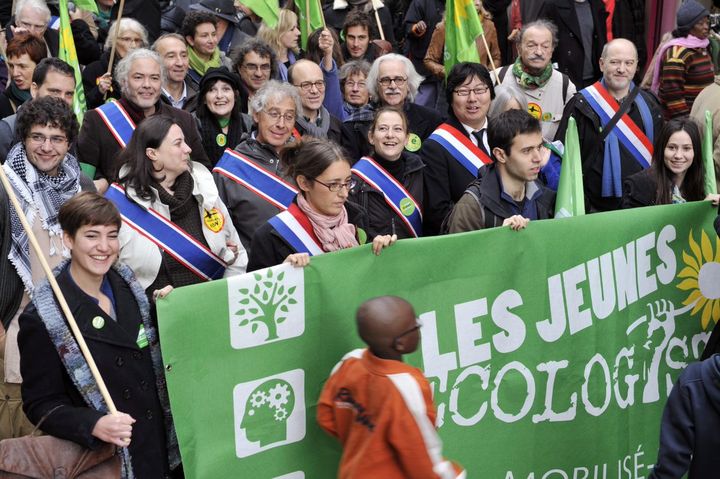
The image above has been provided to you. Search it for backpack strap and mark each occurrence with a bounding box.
[497,65,511,83]
[561,73,570,102]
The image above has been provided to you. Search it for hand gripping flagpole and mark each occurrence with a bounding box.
[104,0,127,100]
[0,168,118,415]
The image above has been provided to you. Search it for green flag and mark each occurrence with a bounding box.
[73,0,99,14]
[703,110,718,195]
[243,0,279,29]
[443,0,483,76]
[58,0,87,125]
[555,117,585,218]
[295,0,324,50]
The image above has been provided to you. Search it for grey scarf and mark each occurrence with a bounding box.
[295,106,332,138]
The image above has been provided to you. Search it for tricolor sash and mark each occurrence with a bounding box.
[428,123,493,177]
[268,204,324,256]
[213,149,298,210]
[579,82,654,169]
[352,157,423,237]
[106,183,226,281]
[96,101,136,148]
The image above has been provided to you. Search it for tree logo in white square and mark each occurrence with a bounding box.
[228,264,304,349]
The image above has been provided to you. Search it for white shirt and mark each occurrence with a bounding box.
[162,82,189,109]
[461,118,490,153]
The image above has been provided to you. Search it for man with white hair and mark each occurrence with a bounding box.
[6,0,100,65]
[342,53,443,161]
[77,48,209,192]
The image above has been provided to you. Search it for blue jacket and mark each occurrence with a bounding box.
[649,354,720,478]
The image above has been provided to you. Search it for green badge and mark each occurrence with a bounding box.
[216,133,227,147]
[92,316,105,329]
[405,133,422,152]
[357,227,368,245]
[399,197,415,216]
[137,324,149,349]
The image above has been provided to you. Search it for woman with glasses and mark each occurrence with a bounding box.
[257,9,302,82]
[212,80,302,255]
[109,115,246,299]
[193,67,251,168]
[82,18,148,109]
[349,107,425,239]
[248,137,396,271]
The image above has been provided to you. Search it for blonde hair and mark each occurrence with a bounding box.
[258,9,299,57]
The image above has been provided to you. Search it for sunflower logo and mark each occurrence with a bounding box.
[678,229,720,329]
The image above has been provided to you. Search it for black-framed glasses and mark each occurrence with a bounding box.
[313,178,357,192]
[392,320,422,347]
[378,76,407,87]
[294,80,326,92]
[453,86,490,96]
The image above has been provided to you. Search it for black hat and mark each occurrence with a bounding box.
[199,67,242,94]
[189,0,239,24]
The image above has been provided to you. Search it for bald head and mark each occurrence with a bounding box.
[599,38,638,96]
[289,59,325,117]
[357,296,418,359]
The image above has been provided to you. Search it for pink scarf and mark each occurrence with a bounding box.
[651,34,710,93]
[297,194,359,252]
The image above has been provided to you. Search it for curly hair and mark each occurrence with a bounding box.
[17,96,79,145]
[181,11,217,39]
[230,38,278,80]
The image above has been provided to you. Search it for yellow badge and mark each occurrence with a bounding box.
[527,103,542,120]
[216,133,227,147]
[204,208,225,233]
[405,133,422,152]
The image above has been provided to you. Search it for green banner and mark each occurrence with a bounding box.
[158,202,720,478]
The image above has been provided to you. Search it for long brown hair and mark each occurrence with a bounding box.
[651,117,705,205]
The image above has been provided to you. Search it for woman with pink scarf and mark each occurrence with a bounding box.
[652,0,714,119]
[247,138,396,271]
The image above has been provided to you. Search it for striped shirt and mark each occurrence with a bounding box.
[659,45,715,119]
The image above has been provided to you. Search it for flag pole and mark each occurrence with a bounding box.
[104,0,126,99]
[305,0,311,40]
[479,31,498,85]
[317,0,326,27]
[0,169,118,415]
[371,1,386,41]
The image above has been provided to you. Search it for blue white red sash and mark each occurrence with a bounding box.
[96,101,136,148]
[352,157,423,237]
[428,123,493,177]
[268,204,324,256]
[106,183,226,281]
[579,82,653,168]
[213,149,298,210]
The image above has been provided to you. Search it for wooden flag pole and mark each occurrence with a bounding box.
[371,1,385,41]
[0,170,118,415]
[479,30,498,85]
[104,0,126,99]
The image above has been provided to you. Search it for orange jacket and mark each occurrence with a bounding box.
[317,348,465,479]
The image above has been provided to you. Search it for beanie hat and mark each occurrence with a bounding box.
[677,0,710,32]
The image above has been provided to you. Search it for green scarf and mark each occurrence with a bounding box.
[512,57,553,89]
[188,46,221,76]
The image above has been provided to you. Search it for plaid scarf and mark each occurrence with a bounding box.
[3,142,80,292]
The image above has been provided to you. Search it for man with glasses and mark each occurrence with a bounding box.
[555,39,663,213]
[153,33,196,110]
[343,53,443,161]
[446,109,556,233]
[288,60,343,142]
[213,81,303,253]
[0,96,93,438]
[493,20,576,141]
[421,62,495,234]
[231,39,278,115]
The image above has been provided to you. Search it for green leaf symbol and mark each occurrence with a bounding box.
[288,286,296,295]
[288,298,297,305]
[239,318,249,326]
[236,308,246,316]
[251,323,259,334]
[277,272,284,281]
[276,316,286,324]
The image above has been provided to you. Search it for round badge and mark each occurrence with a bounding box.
[204,207,225,233]
[541,112,553,122]
[399,197,415,216]
[527,103,542,120]
[216,133,227,147]
[405,133,422,152]
[92,316,105,329]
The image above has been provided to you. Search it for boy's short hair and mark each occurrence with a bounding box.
[59,192,122,238]
[343,10,372,34]
[488,109,542,155]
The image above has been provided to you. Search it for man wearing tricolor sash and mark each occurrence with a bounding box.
[421,63,495,235]
[555,39,663,212]
[213,81,302,254]
[77,49,209,193]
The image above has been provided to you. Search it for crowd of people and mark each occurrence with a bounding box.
[1,0,720,477]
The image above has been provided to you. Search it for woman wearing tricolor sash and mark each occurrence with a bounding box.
[248,138,396,271]
[349,107,425,239]
[109,115,247,297]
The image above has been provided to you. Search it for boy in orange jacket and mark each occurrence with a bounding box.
[317,296,465,479]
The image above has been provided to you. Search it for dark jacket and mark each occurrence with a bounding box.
[112,0,161,42]
[342,101,444,163]
[420,114,490,235]
[213,136,291,253]
[649,355,720,479]
[77,99,210,181]
[0,186,23,329]
[538,0,607,89]
[248,199,368,272]
[621,168,656,209]
[19,267,171,478]
[445,163,556,232]
[484,0,512,65]
[349,151,425,239]
[82,51,121,110]
[294,113,344,143]
[554,87,663,212]
[341,41,383,64]
[403,0,444,77]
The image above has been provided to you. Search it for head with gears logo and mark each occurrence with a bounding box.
[241,379,296,446]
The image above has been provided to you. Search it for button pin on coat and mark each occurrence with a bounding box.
[92,316,105,329]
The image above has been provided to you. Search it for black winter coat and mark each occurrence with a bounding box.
[621,168,656,209]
